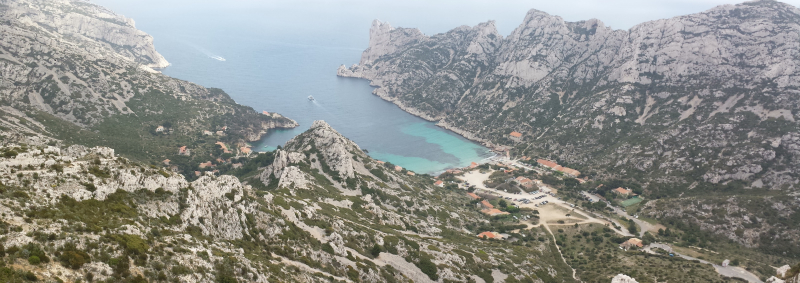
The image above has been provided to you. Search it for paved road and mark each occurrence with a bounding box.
[647,243,763,283]
[611,206,653,237]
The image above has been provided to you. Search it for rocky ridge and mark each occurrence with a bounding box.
[339,0,800,255]
[0,0,296,136]
[0,121,579,282]
[339,0,800,191]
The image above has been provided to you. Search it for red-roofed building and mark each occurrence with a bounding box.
[477,231,506,239]
[162,159,170,165]
[469,162,478,169]
[613,187,635,196]
[262,111,270,115]
[537,159,581,177]
[467,193,480,200]
[178,146,190,156]
[480,200,494,209]
[434,180,444,187]
[481,208,510,216]
[240,147,252,155]
[395,165,403,172]
[509,131,523,142]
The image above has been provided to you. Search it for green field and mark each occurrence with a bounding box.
[621,197,643,207]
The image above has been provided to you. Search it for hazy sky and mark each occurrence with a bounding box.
[95,0,800,35]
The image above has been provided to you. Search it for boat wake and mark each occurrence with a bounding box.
[184,42,226,62]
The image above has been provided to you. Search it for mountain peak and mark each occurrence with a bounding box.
[285,120,362,179]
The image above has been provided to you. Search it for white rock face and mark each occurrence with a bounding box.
[611,274,639,283]
[284,120,362,180]
[1,0,168,68]
[181,175,249,240]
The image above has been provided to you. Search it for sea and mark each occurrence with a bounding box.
[89,0,541,174]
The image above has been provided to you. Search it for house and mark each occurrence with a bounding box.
[620,238,644,250]
[194,171,201,177]
[467,192,480,200]
[481,208,510,216]
[509,131,523,142]
[162,159,170,165]
[477,231,506,240]
[406,171,415,176]
[722,259,730,267]
[613,187,635,196]
[515,176,534,189]
[199,161,215,169]
[434,180,444,187]
[469,162,478,169]
[240,147,252,155]
[395,165,403,172]
[262,111,270,115]
[376,160,385,164]
[178,146,190,156]
[536,159,581,177]
[480,200,494,209]
[215,142,231,153]
[156,126,165,132]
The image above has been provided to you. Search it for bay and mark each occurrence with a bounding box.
[91,0,502,174]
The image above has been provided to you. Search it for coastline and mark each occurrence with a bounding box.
[337,70,503,154]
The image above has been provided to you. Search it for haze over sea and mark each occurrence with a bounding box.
[91,0,739,174]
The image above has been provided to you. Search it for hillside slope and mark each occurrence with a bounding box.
[338,0,800,255]
[0,121,584,282]
[0,0,297,169]
[339,0,800,191]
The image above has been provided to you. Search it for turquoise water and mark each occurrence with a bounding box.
[93,0,497,174]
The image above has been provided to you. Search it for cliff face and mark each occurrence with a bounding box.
[1,0,168,69]
[339,0,800,192]
[0,0,296,169]
[340,0,800,257]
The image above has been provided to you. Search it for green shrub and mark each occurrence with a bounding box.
[58,243,90,269]
[27,255,40,265]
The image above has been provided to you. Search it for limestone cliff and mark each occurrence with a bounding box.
[340,0,800,255]
[339,0,800,192]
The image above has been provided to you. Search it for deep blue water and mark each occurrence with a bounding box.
[92,0,504,174]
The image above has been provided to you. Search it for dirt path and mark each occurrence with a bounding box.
[542,224,579,281]
[646,243,763,283]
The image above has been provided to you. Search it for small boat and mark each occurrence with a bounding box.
[308,95,315,101]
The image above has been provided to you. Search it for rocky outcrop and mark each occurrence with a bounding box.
[284,120,362,180]
[611,274,639,283]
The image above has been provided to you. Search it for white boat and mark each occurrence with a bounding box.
[308,95,315,101]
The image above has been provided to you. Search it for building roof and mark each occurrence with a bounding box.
[481,208,509,216]
[262,111,270,115]
[467,193,480,200]
[240,147,251,154]
[614,187,632,194]
[477,231,498,239]
[623,238,644,247]
[215,142,228,151]
[394,165,403,171]
[480,200,494,209]
[407,171,415,176]
[162,159,170,165]
[469,162,478,168]
[537,159,558,168]
[434,180,444,186]
[509,131,523,138]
